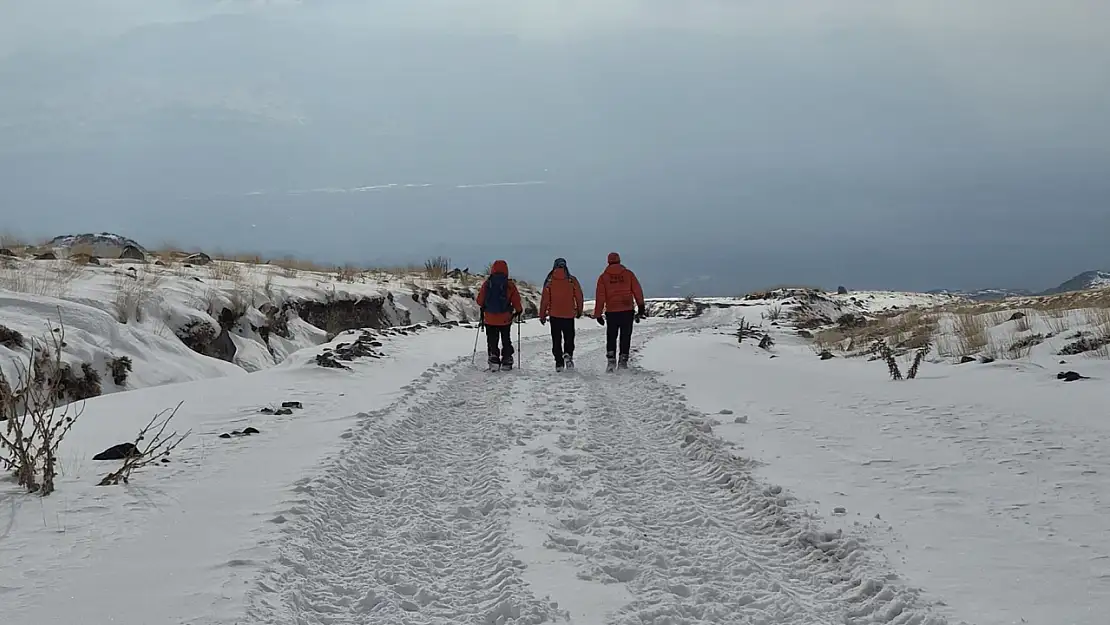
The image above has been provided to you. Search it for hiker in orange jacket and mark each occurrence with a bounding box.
[476,259,524,370]
[593,252,646,370]
[539,257,584,371]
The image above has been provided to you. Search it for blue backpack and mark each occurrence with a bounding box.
[484,274,511,314]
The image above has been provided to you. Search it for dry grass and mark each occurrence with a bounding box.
[424,256,451,279]
[951,313,988,356]
[208,260,246,283]
[0,232,30,250]
[0,259,86,298]
[113,268,164,323]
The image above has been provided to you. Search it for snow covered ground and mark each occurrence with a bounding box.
[642,305,1109,625]
[2,287,1106,624]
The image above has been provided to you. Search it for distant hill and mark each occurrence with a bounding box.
[927,269,1110,301]
[925,288,1034,302]
[49,232,147,253]
[1038,270,1110,295]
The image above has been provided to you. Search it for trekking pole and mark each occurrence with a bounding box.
[517,315,523,369]
[472,322,481,367]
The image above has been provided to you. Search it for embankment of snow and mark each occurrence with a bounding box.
[0,256,539,397]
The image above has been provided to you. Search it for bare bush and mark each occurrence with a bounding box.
[871,340,903,380]
[98,402,190,486]
[336,264,360,283]
[762,305,784,321]
[0,319,85,495]
[736,318,762,344]
[872,339,931,380]
[424,256,451,279]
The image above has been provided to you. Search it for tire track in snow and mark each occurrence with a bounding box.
[243,360,564,624]
[511,333,953,624]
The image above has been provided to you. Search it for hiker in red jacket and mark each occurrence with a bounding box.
[593,252,646,371]
[476,259,524,370]
[539,257,584,371]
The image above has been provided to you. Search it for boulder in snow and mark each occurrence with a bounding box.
[184,252,212,266]
[118,245,146,261]
[93,443,140,461]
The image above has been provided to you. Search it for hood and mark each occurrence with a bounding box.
[607,252,621,264]
[604,263,625,275]
[552,257,568,270]
[490,259,509,276]
[550,267,567,280]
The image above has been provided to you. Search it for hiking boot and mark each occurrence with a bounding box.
[564,354,574,369]
[618,354,630,369]
[555,362,564,372]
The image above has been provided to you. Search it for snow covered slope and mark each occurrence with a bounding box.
[0,254,538,396]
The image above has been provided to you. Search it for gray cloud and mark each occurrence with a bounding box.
[2,1,1108,295]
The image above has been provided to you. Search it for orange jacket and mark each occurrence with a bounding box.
[594,261,645,317]
[540,268,584,320]
[476,260,523,326]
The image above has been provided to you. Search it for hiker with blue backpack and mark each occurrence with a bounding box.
[476,259,524,371]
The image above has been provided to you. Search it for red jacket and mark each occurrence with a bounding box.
[540,268,584,320]
[476,260,523,326]
[594,256,645,317]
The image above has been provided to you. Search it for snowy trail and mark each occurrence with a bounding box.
[245,324,949,624]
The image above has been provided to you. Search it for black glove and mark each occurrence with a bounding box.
[576,311,582,319]
[596,316,605,326]
[539,317,547,325]
[634,315,640,324]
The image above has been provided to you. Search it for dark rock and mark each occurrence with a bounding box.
[69,253,101,265]
[959,356,976,364]
[281,401,302,409]
[1008,312,1026,320]
[1057,371,1086,382]
[797,330,813,339]
[292,296,394,335]
[275,408,293,415]
[0,324,25,349]
[33,251,57,260]
[118,245,146,261]
[260,407,275,414]
[184,252,212,266]
[979,356,995,363]
[93,443,140,461]
[836,313,867,329]
[316,353,351,369]
[836,286,849,295]
[243,427,260,435]
[0,248,16,257]
[176,320,237,363]
[219,433,232,439]
[1060,360,1067,364]
[819,350,835,360]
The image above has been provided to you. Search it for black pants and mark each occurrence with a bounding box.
[605,311,635,359]
[549,317,575,366]
[485,324,514,364]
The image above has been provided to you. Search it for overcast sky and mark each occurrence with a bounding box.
[2,0,1108,295]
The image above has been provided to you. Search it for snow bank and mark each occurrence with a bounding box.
[0,256,539,396]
